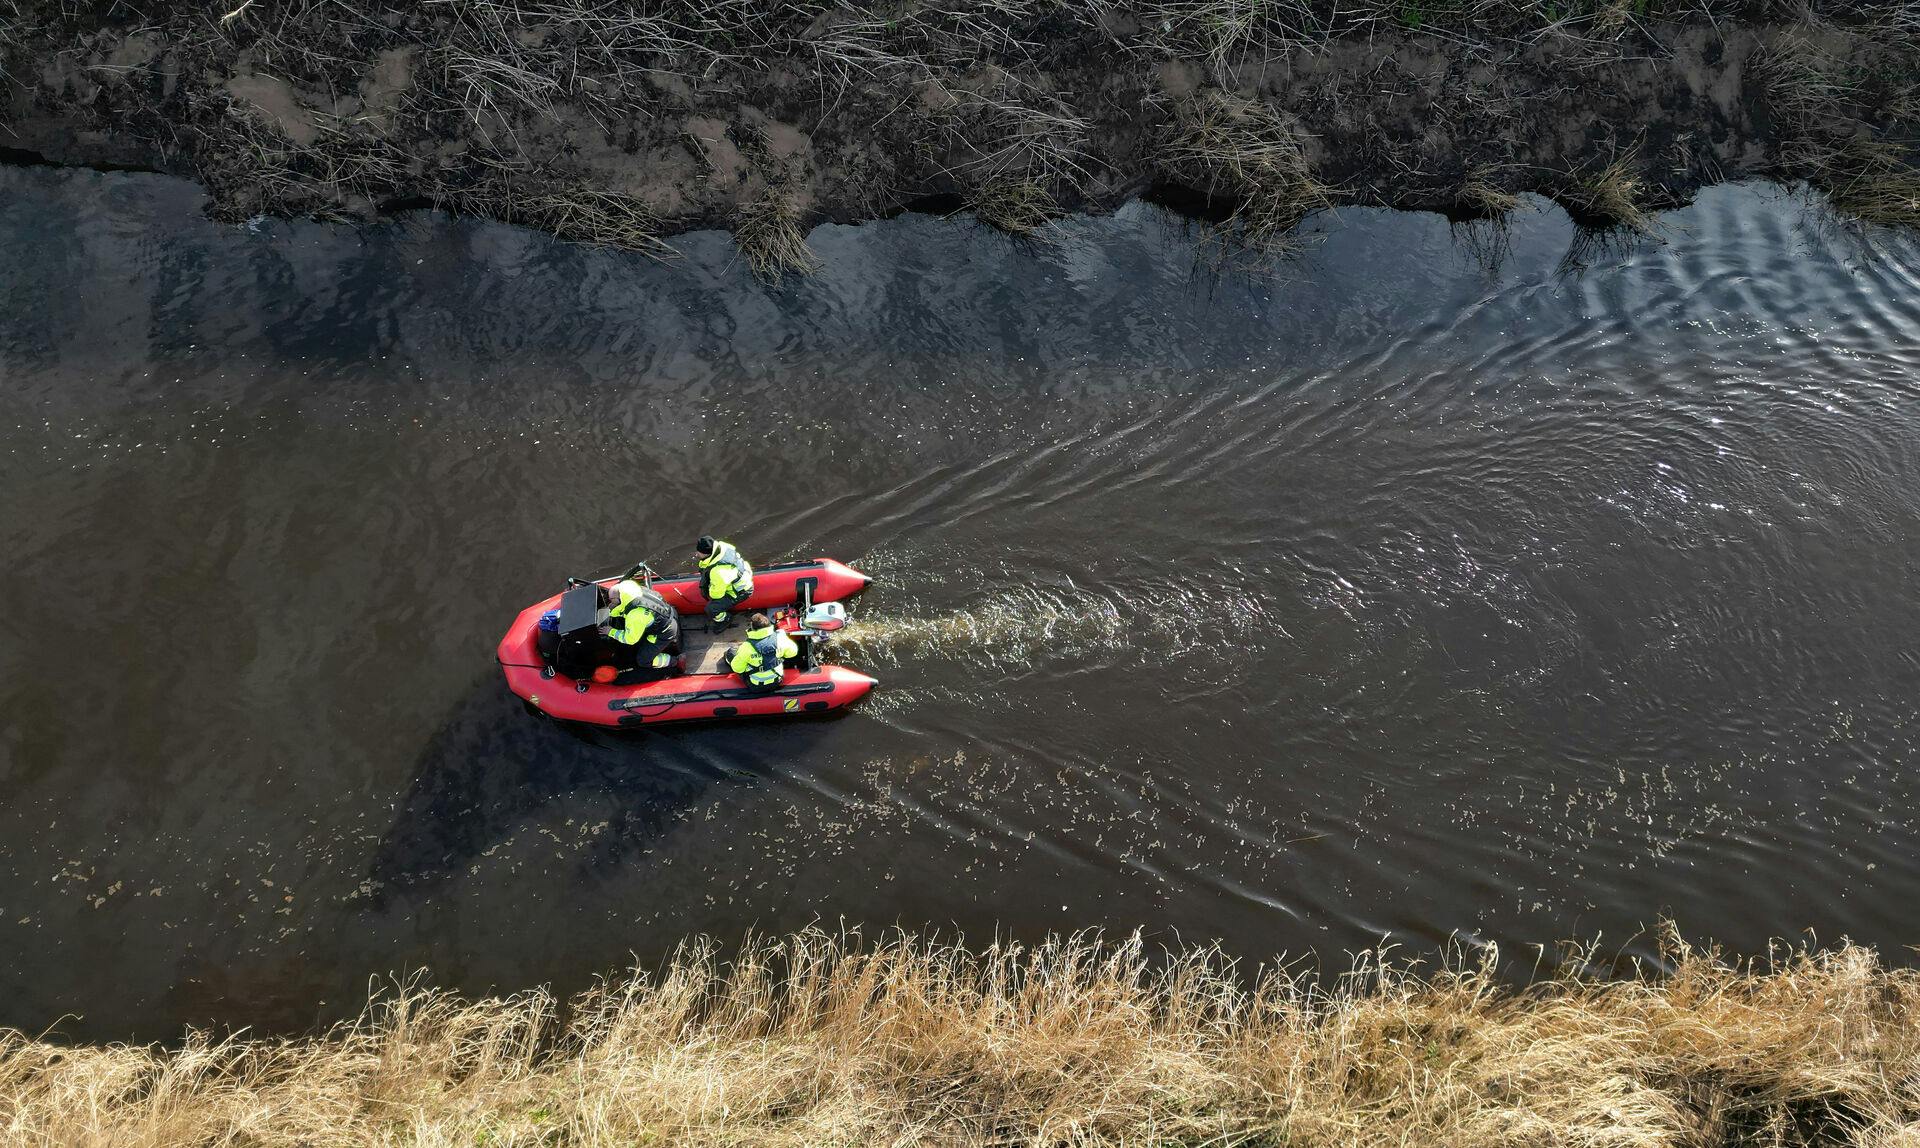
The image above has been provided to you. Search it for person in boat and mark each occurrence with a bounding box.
[729,612,798,692]
[694,535,754,631]
[601,577,680,675]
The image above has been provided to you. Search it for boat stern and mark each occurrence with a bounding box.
[827,665,879,708]
[812,558,873,602]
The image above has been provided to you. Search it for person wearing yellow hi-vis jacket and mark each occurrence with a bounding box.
[694,534,754,631]
[729,612,798,691]
[602,578,680,676]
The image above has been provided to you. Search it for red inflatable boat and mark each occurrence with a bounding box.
[497,558,876,728]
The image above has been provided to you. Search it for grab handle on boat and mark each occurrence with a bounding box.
[567,561,656,589]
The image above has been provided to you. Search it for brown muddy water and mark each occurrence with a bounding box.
[3,168,1919,1042]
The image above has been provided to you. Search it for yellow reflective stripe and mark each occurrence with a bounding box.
[608,608,653,645]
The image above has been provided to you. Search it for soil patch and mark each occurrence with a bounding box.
[2,1,1915,270]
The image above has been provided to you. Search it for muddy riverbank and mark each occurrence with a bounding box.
[4,2,1916,272]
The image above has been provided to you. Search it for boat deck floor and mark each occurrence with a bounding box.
[678,625,736,675]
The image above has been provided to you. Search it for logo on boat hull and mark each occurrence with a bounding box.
[783,698,799,712]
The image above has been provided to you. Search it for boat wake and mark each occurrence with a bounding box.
[826,587,1128,669]
[825,576,1273,672]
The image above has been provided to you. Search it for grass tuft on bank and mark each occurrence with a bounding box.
[1458,165,1527,219]
[1159,90,1338,256]
[1557,145,1656,231]
[5,924,1920,1146]
[735,190,823,282]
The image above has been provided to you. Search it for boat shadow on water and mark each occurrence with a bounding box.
[362,673,853,906]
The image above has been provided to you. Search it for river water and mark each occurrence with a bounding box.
[3,167,1918,1040]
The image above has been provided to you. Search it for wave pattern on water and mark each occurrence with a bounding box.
[828,588,1127,668]
[5,171,1920,1040]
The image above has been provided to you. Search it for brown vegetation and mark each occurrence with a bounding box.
[5,925,1920,1146]
[1562,146,1655,232]
[972,176,1061,236]
[1819,140,1920,228]
[1,0,1916,265]
[1159,89,1338,255]
[1759,26,1920,228]
[735,188,822,282]
[1458,166,1527,219]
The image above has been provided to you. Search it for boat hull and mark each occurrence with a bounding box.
[497,557,875,727]
[650,557,871,615]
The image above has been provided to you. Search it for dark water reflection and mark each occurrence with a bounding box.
[3,168,1919,1041]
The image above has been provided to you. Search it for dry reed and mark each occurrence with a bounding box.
[1562,145,1654,231]
[1458,164,1526,218]
[1818,138,1920,228]
[1159,89,1336,255]
[13,0,1917,276]
[734,190,822,283]
[973,176,1061,235]
[516,187,679,258]
[1780,135,1920,231]
[5,924,1920,1147]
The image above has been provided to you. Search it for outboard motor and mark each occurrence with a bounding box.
[775,600,849,671]
[802,601,847,632]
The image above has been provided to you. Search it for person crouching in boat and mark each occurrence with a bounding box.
[730,612,797,692]
[694,535,754,631]
[602,578,680,678]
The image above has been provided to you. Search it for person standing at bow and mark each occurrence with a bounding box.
[729,612,798,692]
[694,535,754,631]
[603,577,680,676]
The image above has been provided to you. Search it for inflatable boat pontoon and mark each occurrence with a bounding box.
[497,558,875,728]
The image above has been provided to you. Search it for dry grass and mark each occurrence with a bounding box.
[1458,165,1526,218]
[923,80,1093,235]
[734,190,821,283]
[514,187,680,259]
[973,176,1061,234]
[1159,89,1336,255]
[1561,145,1654,232]
[7,924,1920,1147]
[12,0,1920,275]
[1131,0,1734,56]
[1803,136,1920,228]
[1759,34,1863,137]
[1760,23,1920,228]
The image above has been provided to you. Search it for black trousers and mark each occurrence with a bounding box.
[703,585,751,624]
